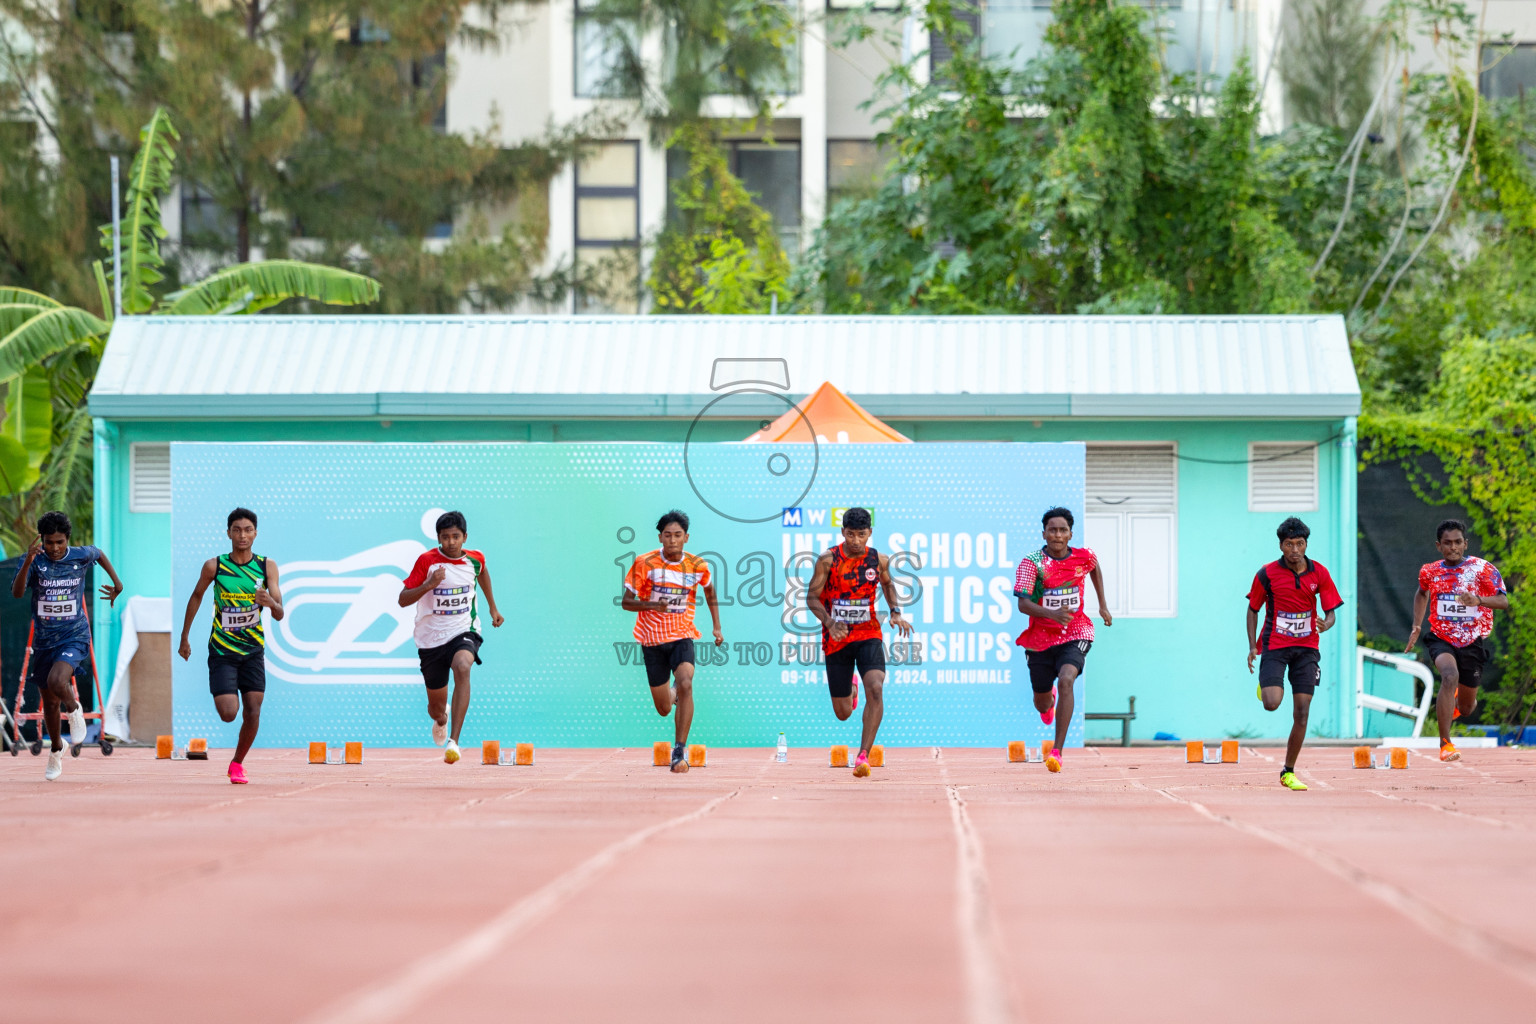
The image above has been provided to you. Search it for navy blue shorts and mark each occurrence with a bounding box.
[29,640,89,687]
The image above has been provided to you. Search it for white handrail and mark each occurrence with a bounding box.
[1356,646,1435,738]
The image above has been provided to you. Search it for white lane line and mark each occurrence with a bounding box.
[1152,786,1536,991]
[1366,789,1520,829]
[945,785,1019,1024]
[934,747,1017,1024]
[301,789,741,1024]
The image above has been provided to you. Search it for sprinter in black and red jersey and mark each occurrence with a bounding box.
[1246,517,1343,792]
[807,507,912,778]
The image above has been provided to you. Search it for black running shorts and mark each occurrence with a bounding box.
[641,639,696,688]
[208,649,266,696]
[418,631,482,690]
[826,638,885,699]
[1025,639,1091,694]
[1258,646,1320,695]
[1425,636,1487,690]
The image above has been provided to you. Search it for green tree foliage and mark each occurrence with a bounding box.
[1363,335,1536,735]
[1279,0,1385,130]
[0,107,380,550]
[649,123,788,313]
[0,1,575,312]
[796,1,1320,314]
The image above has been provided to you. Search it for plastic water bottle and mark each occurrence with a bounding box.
[776,732,788,763]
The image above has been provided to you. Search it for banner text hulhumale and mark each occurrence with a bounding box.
[170,443,1086,748]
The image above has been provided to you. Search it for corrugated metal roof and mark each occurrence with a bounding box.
[88,314,1360,420]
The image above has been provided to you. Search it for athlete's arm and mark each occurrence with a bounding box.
[477,563,505,628]
[1317,607,1336,633]
[1017,591,1070,626]
[10,535,39,599]
[1089,564,1112,627]
[1456,590,1509,611]
[95,549,125,605]
[255,560,285,621]
[806,552,845,640]
[702,582,724,645]
[878,554,912,637]
[620,589,667,613]
[398,565,447,607]
[1405,587,1428,652]
[1246,607,1260,673]
[178,558,219,661]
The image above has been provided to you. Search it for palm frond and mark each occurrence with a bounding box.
[99,108,179,315]
[160,259,381,315]
[0,288,63,308]
[93,260,114,321]
[1,367,53,491]
[34,404,93,523]
[0,306,111,381]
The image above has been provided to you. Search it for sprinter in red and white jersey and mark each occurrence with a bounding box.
[1014,506,1111,774]
[807,507,911,777]
[1406,518,1509,762]
[399,510,504,763]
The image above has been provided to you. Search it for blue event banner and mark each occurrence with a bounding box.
[170,442,1087,748]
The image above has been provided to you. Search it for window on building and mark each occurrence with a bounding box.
[130,443,171,513]
[929,1,981,80]
[1248,442,1319,512]
[1482,43,1536,100]
[179,182,237,247]
[827,140,892,205]
[1082,443,1177,617]
[575,141,640,313]
[666,138,802,255]
[575,0,640,98]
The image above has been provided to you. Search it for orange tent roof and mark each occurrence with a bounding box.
[741,381,912,444]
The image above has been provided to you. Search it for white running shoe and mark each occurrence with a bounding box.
[431,716,448,747]
[45,746,65,781]
[67,704,87,745]
[443,738,460,764]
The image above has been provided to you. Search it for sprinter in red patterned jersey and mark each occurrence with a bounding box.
[1246,517,1343,792]
[622,509,725,773]
[399,510,504,764]
[1014,506,1111,774]
[1405,518,1510,763]
[807,507,912,777]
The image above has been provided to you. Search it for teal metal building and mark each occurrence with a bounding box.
[88,314,1361,741]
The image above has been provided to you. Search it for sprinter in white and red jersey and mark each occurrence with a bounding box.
[807,507,911,778]
[622,509,725,773]
[399,510,504,763]
[1014,506,1111,774]
[1406,518,1510,763]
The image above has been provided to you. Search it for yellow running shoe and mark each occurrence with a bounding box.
[1440,743,1461,762]
[1279,771,1308,791]
[852,750,871,778]
[444,738,461,764]
[1045,749,1063,773]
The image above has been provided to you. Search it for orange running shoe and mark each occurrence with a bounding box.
[853,750,871,778]
[1440,743,1461,762]
[1452,706,1462,720]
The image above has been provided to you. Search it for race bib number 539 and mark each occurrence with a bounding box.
[39,598,78,620]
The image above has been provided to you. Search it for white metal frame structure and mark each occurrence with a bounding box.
[1355,646,1435,738]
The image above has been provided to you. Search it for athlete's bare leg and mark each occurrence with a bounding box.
[1433,652,1460,747]
[1286,691,1312,769]
[857,670,884,752]
[1051,664,1077,754]
[448,649,474,743]
[42,660,80,752]
[215,692,263,764]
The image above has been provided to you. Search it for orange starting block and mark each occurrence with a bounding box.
[830,744,849,768]
[483,740,501,765]
[688,744,706,768]
[1355,745,1409,769]
[156,735,173,759]
[1185,741,1241,764]
[187,738,208,761]
[868,745,884,768]
[653,741,670,766]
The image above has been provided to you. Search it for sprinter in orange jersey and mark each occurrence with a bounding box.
[807,507,912,778]
[622,510,724,772]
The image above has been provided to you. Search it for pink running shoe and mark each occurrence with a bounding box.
[853,751,871,778]
[1045,747,1063,773]
[1040,684,1058,726]
[228,762,249,785]
[851,676,859,712]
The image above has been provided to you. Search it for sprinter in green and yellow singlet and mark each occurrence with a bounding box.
[178,508,285,784]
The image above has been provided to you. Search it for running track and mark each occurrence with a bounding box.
[3,746,1534,1022]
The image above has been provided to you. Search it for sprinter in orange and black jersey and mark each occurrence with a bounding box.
[807,507,912,777]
